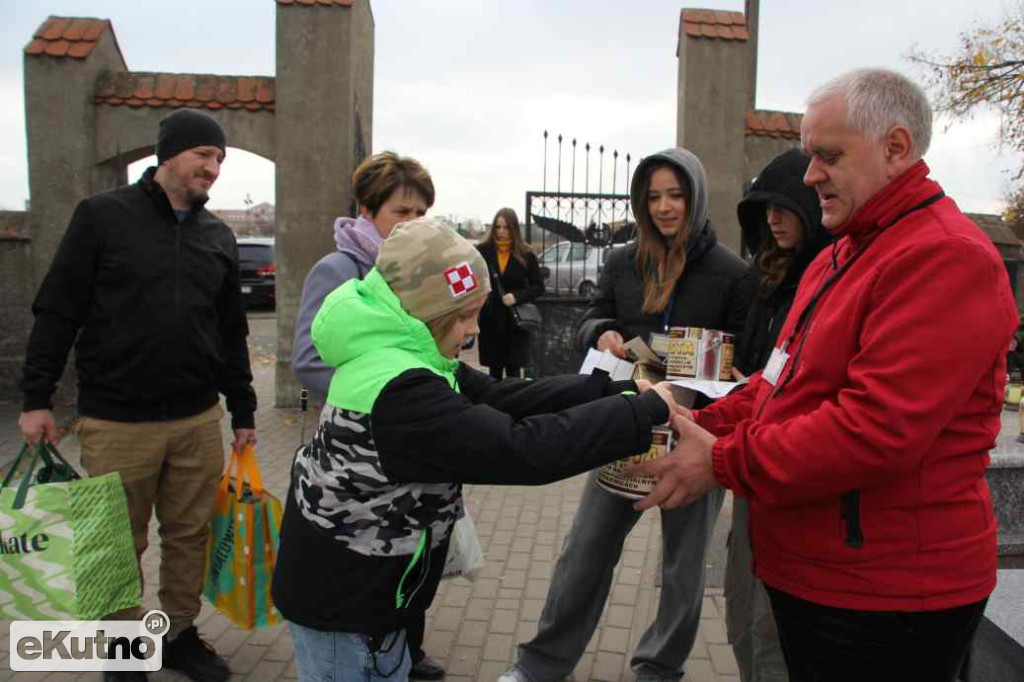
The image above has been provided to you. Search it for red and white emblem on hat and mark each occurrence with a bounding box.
[444,262,478,298]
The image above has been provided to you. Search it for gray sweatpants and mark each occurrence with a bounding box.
[515,471,724,682]
[724,497,789,682]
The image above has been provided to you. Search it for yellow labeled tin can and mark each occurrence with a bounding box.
[597,426,675,500]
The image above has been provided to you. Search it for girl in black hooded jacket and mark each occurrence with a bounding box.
[725,148,832,682]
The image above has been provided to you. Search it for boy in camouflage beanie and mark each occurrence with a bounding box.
[276,214,676,682]
[376,217,491,324]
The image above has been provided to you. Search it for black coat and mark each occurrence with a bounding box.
[476,244,544,368]
[578,225,756,354]
[20,167,256,428]
[733,149,833,375]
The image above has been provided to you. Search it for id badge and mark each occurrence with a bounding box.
[762,347,790,386]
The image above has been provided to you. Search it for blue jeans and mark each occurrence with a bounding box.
[289,621,411,682]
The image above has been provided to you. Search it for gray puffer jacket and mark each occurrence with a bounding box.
[291,215,380,403]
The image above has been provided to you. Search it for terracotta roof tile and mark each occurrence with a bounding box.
[255,79,274,104]
[679,8,749,43]
[46,40,71,57]
[718,25,737,40]
[155,74,177,99]
[68,42,93,58]
[216,79,237,104]
[134,75,155,99]
[744,111,764,134]
[26,16,112,60]
[25,39,47,55]
[174,76,195,102]
[94,72,276,112]
[744,109,803,140]
[236,77,256,103]
[81,20,106,41]
[37,18,71,41]
[195,75,218,102]
[63,18,91,41]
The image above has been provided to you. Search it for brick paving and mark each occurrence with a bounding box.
[5,316,1018,681]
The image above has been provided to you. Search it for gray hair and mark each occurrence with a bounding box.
[807,68,932,158]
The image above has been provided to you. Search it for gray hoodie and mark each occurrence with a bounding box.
[629,147,711,248]
[291,215,382,403]
[577,146,756,353]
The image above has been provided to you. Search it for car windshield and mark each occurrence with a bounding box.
[569,244,589,261]
[540,247,562,264]
[238,244,274,265]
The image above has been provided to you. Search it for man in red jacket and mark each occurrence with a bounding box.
[630,68,1018,681]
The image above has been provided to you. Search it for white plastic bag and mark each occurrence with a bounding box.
[442,513,485,582]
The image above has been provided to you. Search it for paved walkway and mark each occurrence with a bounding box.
[1,323,1020,681]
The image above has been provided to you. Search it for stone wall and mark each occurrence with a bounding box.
[529,297,590,377]
[744,135,799,188]
[0,212,32,399]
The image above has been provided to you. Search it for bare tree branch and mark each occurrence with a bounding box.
[908,2,1024,219]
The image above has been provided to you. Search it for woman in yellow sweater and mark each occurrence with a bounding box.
[475,208,544,379]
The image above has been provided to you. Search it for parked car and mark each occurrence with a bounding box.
[538,242,623,297]
[236,236,276,310]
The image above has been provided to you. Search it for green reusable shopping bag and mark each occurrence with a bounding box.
[0,441,141,620]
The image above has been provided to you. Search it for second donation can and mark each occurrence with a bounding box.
[597,426,675,500]
[665,327,734,381]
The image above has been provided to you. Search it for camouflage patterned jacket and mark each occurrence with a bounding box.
[271,268,669,635]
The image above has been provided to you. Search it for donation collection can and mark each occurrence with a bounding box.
[665,327,734,381]
[596,426,675,500]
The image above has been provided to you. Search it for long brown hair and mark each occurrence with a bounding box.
[754,242,793,299]
[634,163,692,314]
[481,208,529,265]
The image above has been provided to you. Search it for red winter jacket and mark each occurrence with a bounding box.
[699,161,1017,612]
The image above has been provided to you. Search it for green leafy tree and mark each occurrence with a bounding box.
[910,3,1024,220]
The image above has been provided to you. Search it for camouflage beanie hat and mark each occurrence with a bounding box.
[376,217,491,323]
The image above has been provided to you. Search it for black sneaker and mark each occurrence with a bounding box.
[162,626,230,682]
[409,654,446,680]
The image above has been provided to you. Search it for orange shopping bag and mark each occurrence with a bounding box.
[202,444,283,629]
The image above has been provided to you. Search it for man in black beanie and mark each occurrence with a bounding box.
[18,108,254,682]
[155,108,228,209]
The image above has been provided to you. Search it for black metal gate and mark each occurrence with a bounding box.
[525,132,637,298]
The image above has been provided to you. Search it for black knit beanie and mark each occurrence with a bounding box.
[156,109,227,164]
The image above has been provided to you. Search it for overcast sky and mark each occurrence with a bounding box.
[0,0,1017,224]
